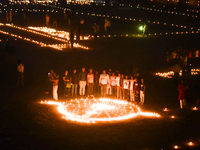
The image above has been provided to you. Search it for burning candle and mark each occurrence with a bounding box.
[174,145,179,149]
[188,142,194,146]
[193,107,197,110]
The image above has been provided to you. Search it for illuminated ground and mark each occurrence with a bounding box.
[0,2,200,150]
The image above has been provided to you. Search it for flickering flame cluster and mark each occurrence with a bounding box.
[0,23,89,50]
[40,98,160,123]
[155,69,200,78]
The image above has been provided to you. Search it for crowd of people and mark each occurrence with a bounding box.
[165,47,199,67]
[166,48,200,109]
[46,68,146,105]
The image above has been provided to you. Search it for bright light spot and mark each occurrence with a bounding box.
[40,98,160,123]
[174,145,179,149]
[164,108,168,111]
[188,142,194,146]
[139,26,144,31]
[192,107,197,110]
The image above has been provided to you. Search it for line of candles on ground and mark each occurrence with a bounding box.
[11,0,200,19]
[6,0,200,14]
[0,23,89,50]
[155,69,200,78]
[2,2,195,30]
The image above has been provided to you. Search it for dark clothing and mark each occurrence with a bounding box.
[94,82,100,95]
[135,77,141,84]
[70,33,74,48]
[135,91,140,103]
[140,83,145,91]
[78,71,87,81]
[124,89,129,100]
[111,86,116,97]
[120,78,124,87]
[88,83,94,95]
[133,82,140,92]
[101,84,107,97]
[71,73,78,84]
[63,75,70,85]
[94,74,99,82]
[63,75,71,96]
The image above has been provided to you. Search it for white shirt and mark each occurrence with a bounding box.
[99,74,109,85]
[123,79,129,89]
[87,73,94,83]
[116,77,120,87]
[110,76,116,86]
[129,79,135,90]
[17,64,24,73]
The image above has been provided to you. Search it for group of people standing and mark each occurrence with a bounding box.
[47,68,145,105]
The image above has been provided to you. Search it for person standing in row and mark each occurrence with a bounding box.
[133,78,140,103]
[78,67,87,96]
[99,70,109,97]
[94,71,100,96]
[120,74,124,99]
[123,75,129,100]
[87,69,94,96]
[63,70,71,97]
[17,60,24,87]
[129,76,135,102]
[49,69,59,100]
[71,69,78,96]
[140,79,146,105]
[107,69,112,96]
[110,72,116,97]
[116,73,121,99]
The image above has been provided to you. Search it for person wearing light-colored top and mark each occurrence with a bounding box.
[99,70,109,97]
[110,72,116,97]
[129,76,135,101]
[87,69,94,96]
[123,75,129,100]
[116,73,121,99]
[17,60,24,87]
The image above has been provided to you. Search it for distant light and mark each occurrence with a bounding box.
[139,26,143,31]
[188,142,194,146]
[174,145,179,149]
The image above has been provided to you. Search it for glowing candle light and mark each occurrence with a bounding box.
[192,107,197,110]
[174,145,179,149]
[188,142,194,146]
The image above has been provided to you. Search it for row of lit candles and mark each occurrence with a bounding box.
[0,23,89,50]
[3,23,89,49]
[155,69,200,78]
[41,3,195,30]
[3,2,195,30]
